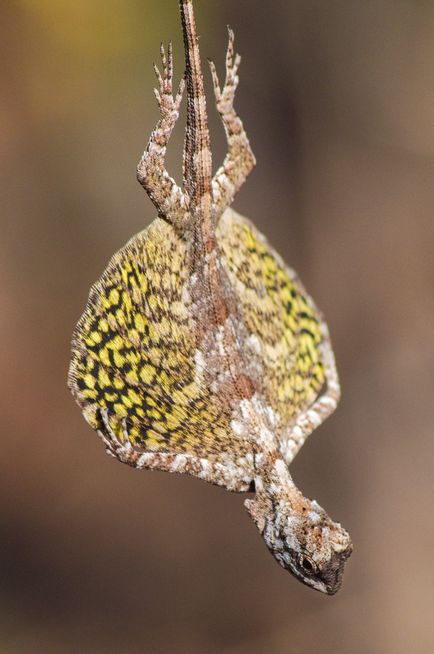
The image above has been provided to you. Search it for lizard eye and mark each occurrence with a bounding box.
[298,554,317,575]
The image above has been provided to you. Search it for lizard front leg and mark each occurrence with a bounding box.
[209,28,256,217]
[137,43,190,229]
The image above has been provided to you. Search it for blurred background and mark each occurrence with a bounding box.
[1,1,433,652]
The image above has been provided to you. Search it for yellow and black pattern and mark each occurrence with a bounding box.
[69,219,244,460]
[69,209,327,467]
[217,209,326,432]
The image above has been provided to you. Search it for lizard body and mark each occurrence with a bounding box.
[68,0,352,593]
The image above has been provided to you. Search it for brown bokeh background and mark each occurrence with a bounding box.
[1,1,433,653]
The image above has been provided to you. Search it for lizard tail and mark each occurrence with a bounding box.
[179,0,213,210]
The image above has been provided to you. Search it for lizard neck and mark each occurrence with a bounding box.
[247,451,323,538]
[253,455,303,516]
[180,0,213,224]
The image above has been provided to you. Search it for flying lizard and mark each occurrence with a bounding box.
[68,0,352,594]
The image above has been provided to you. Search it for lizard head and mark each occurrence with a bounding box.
[245,474,353,594]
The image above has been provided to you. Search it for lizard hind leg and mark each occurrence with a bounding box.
[137,42,190,229]
[209,28,256,217]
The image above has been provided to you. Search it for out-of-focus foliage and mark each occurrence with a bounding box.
[19,0,181,57]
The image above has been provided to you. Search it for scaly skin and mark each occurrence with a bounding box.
[68,0,352,593]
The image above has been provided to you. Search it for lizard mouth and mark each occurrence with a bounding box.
[323,544,353,595]
[324,572,344,595]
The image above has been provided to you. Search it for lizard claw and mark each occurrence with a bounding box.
[153,42,185,120]
[208,58,221,101]
[209,27,241,114]
[98,408,140,466]
[225,27,241,84]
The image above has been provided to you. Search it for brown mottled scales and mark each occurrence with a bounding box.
[68,0,352,594]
